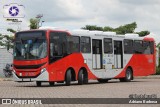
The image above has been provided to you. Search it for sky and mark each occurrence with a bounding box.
[0,0,160,44]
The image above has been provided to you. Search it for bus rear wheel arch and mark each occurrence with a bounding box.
[78,68,88,85]
[119,67,133,82]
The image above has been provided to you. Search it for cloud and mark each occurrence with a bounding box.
[146,33,160,45]
[0,0,160,42]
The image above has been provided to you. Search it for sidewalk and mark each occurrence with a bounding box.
[135,75,160,79]
[0,75,160,81]
[0,77,13,81]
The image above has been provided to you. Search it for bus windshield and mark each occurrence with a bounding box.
[14,31,47,60]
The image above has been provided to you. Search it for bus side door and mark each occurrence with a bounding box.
[114,41,123,69]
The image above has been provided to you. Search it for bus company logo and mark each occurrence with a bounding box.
[3,3,25,18]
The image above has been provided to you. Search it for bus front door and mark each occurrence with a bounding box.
[92,39,103,69]
[114,41,123,69]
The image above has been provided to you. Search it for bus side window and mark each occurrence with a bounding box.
[67,36,80,54]
[150,41,154,54]
[134,40,143,54]
[124,39,133,54]
[80,36,91,53]
[104,38,113,54]
[49,32,67,63]
[50,34,62,56]
[143,41,151,54]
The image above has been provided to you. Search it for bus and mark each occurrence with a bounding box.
[10,27,156,86]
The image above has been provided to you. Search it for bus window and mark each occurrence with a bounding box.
[124,39,133,54]
[134,40,143,54]
[143,41,151,54]
[104,38,113,54]
[150,41,154,54]
[49,32,67,63]
[80,36,91,53]
[67,36,80,54]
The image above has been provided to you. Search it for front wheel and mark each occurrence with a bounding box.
[119,68,133,82]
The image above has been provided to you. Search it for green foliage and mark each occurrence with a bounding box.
[103,26,114,31]
[0,28,15,48]
[29,18,38,29]
[82,22,149,36]
[81,25,103,31]
[156,67,160,75]
[157,43,160,47]
[136,30,150,37]
[7,28,16,33]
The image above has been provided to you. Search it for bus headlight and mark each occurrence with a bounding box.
[41,68,47,74]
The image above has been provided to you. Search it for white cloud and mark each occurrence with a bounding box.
[0,0,160,42]
[146,33,160,45]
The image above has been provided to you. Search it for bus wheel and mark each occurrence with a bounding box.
[36,81,41,86]
[78,69,84,85]
[97,79,108,83]
[49,82,55,86]
[120,68,132,82]
[78,69,88,85]
[65,69,71,86]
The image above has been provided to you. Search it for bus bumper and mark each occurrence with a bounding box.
[12,69,49,82]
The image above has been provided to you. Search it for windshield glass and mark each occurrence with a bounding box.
[14,31,47,60]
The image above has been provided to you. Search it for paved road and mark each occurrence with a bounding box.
[0,79,159,107]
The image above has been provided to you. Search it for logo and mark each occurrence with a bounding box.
[3,3,25,18]
[2,99,11,104]
[9,6,19,16]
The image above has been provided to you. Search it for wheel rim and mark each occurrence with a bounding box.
[126,70,131,80]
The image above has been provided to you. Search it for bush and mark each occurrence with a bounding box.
[156,67,160,75]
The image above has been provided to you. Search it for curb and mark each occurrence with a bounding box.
[0,78,13,81]
[135,75,160,79]
[0,76,160,81]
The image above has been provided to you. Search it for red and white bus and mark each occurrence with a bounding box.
[11,27,156,86]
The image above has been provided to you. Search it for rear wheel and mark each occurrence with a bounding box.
[119,68,133,82]
[65,69,71,86]
[78,70,84,85]
[78,69,88,85]
[97,79,108,83]
[49,82,55,86]
[36,81,41,86]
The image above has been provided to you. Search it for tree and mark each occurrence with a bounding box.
[29,18,38,29]
[82,25,103,31]
[114,22,137,34]
[103,26,113,31]
[7,28,16,33]
[81,22,149,36]
[0,28,15,48]
[136,31,150,37]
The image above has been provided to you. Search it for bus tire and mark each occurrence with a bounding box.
[97,79,108,83]
[36,81,41,86]
[78,69,84,85]
[120,68,132,82]
[49,82,55,86]
[65,69,71,86]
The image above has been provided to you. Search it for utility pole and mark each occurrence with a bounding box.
[36,14,43,29]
